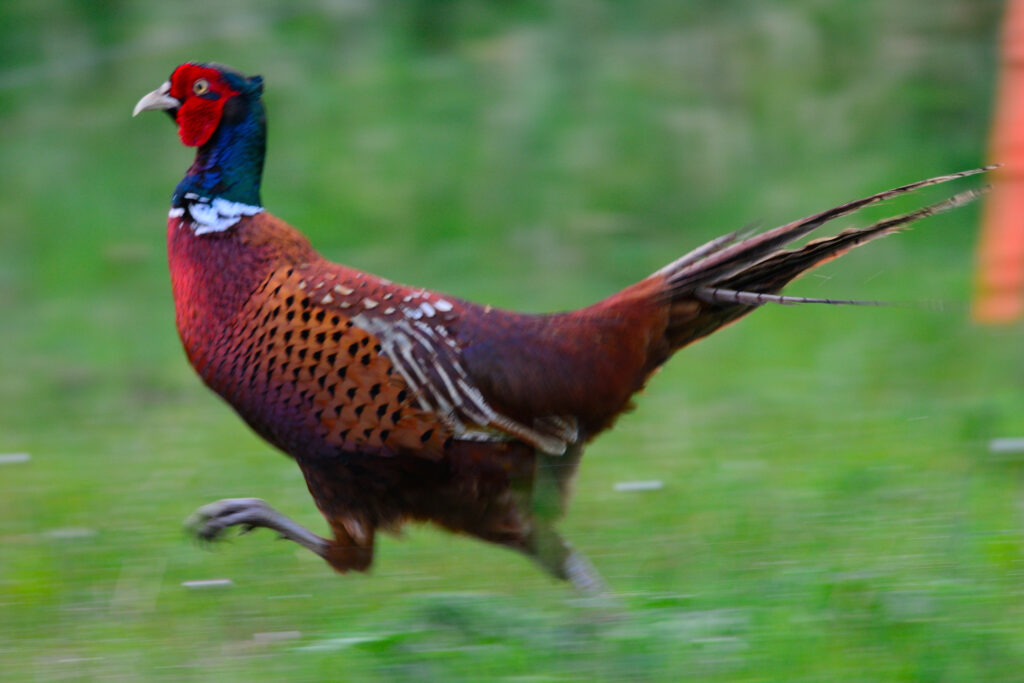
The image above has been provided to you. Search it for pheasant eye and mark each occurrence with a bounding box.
[192,79,210,95]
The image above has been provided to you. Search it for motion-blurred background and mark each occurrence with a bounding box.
[1,0,1018,679]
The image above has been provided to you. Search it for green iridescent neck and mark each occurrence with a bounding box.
[173,96,266,208]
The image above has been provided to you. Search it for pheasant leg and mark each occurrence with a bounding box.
[527,523,608,595]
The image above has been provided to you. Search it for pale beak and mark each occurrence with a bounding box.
[132,81,180,117]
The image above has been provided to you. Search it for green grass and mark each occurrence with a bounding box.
[2,0,1022,679]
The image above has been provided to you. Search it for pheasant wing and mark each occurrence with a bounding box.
[262,263,571,456]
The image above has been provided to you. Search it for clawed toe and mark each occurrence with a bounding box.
[183,496,331,562]
[185,497,271,543]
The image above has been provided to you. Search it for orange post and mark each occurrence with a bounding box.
[975,0,1024,323]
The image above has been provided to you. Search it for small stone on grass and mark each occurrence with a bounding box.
[613,480,663,492]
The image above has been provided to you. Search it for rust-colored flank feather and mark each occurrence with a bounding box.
[136,62,989,593]
[222,260,453,457]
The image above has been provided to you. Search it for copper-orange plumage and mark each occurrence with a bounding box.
[135,62,987,591]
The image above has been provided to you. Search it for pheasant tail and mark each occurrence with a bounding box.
[656,170,990,351]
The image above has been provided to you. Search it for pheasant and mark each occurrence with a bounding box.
[135,62,986,592]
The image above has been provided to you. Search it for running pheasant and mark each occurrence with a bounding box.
[135,62,986,592]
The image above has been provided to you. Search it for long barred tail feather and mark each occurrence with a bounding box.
[663,167,993,294]
[656,169,991,351]
[691,186,987,305]
[694,287,888,307]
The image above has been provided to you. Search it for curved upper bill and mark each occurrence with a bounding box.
[133,81,180,117]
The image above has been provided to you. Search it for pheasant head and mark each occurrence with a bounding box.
[134,62,267,216]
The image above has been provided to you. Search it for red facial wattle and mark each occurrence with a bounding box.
[168,64,240,147]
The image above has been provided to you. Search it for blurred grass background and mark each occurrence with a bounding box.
[1,0,1021,679]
